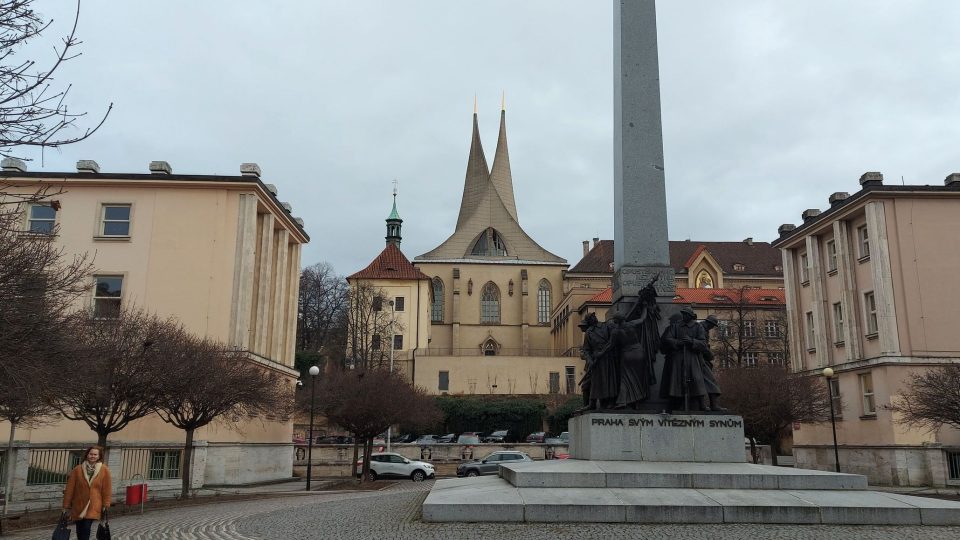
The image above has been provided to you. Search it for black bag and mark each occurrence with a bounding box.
[52,512,71,540]
[96,510,111,540]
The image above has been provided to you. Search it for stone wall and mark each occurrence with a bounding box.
[794,444,958,487]
[204,443,293,485]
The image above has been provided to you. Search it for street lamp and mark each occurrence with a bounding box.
[822,367,841,473]
[306,365,320,491]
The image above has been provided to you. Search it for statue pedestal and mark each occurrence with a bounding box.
[569,412,745,462]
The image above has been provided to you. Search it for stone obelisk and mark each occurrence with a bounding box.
[613,0,677,412]
[612,0,674,304]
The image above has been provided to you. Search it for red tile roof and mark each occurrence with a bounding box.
[569,240,783,277]
[578,287,784,306]
[348,243,431,281]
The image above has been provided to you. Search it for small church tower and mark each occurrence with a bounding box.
[385,185,402,246]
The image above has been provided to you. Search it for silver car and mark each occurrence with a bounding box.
[456,451,533,477]
[357,452,435,482]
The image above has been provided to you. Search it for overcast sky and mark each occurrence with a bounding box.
[23,1,960,276]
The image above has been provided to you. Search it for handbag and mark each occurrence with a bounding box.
[96,509,111,540]
[52,511,71,540]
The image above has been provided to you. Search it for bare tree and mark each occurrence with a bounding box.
[154,331,292,498]
[0,0,112,160]
[0,376,56,511]
[717,365,832,465]
[318,368,439,482]
[296,262,348,375]
[890,365,960,432]
[55,309,173,449]
[345,280,403,371]
[709,286,786,368]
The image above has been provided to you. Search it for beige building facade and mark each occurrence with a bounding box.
[774,171,960,486]
[1,159,307,498]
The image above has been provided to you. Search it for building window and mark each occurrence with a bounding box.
[805,311,815,350]
[833,302,844,343]
[93,275,123,318]
[829,378,842,418]
[742,320,756,338]
[480,282,500,324]
[733,263,746,272]
[393,297,404,312]
[100,204,131,236]
[769,352,785,366]
[438,371,449,392]
[372,295,383,312]
[431,278,444,323]
[393,334,403,350]
[471,227,508,256]
[857,225,870,259]
[800,252,810,283]
[743,352,758,367]
[149,450,182,480]
[826,240,837,273]
[947,451,960,481]
[717,320,730,338]
[565,366,576,394]
[864,291,878,335]
[537,280,551,324]
[371,334,381,350]
[859,372,876,416]
[763,320,780,338]
[548,372,560,394]
[27,204,56,234]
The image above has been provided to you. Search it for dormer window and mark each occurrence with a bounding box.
[733,263,746,272]
[470,227,508,256]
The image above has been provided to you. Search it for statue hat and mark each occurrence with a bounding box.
[680,306,697,318]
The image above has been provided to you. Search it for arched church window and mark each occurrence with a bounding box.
[470,228,509,257]
[431,277,444,323]
[480,282,500,324]
[481,337,499,356]
[696,270,714,289]
[537,279,552,324]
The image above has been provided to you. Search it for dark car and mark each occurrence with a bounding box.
[316,435,354,445]
[456,451,533,477]
[437,433,457,443]
[483,430,510,443]
[525,432,549,443]
[394,433,417,443]
[456,434,481,445]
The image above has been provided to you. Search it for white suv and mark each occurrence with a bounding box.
[357,452,435,482]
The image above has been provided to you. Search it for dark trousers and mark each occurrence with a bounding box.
[75,518,95,540]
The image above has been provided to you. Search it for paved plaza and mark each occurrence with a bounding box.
[7,480,960,539]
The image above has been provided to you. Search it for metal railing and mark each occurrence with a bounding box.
[417,348,561,357]
[26,449,84,485]
[121,448,183,481]
[947,450,960,481]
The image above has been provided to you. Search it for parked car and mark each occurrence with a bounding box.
[395,433,417,443]
[416,435,439,445]
[356,452,435,482]
[544,431,570,445]
[316,435,354,445]
[437,433,457,443]
[457,451,533,477]
[525,432,549,443]
[456,434,481,445]
[483,430,510,443]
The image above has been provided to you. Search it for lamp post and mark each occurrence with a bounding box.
[387,300,395,453]
[306,365,320,491]
[822,367,841,473]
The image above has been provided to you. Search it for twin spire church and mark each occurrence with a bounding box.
[348,105,578,396]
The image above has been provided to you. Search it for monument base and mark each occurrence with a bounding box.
[570,412,745,462]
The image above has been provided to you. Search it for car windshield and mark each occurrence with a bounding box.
[457,435,480,444]
[492,431,507,436]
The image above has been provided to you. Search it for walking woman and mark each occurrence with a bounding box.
[63,446,112,540]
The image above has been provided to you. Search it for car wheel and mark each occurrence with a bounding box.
[366,470,378,481]
[411,470,427,482]
[466,470,479,477]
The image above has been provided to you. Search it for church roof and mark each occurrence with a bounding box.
[417,109,565,265]
[348,243,430,281]
[569,240,782,277]
[387,195,401,221]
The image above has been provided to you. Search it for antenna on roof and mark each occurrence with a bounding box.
[901,175,905,186]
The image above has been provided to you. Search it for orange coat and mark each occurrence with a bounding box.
[63,463,112,521]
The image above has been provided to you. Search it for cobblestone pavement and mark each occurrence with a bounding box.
[10,480,960,539]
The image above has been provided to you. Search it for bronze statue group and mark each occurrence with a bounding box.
[578,279,725,413]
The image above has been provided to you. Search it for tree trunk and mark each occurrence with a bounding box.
[96,431,109,461]
[771,434,781,467]
[748,437,759,464]
[3,423,16,514]
[350,439,360,482]
[360,437,373,483]
[181,428,194,499]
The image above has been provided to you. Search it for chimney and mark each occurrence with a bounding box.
[801,209,821,223]
[280,201,292,212]
[1,157,27,172]
[743,237,753,246]
[859,171,883,188]
[240,163,261,178]
[76,160,100,174]
[264,184,278,196]
[293,217,304,227]
[592,237,599,248]
[778,224,796,237]
[945,173,960,187]
[149,161,172,174]
[582,240,590,257]
[828,192,850,207]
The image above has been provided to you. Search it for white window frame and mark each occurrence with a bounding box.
[92,275,123,318]
[743,352,758,367]
[537,280,552,325]
[859,372,876,416]
[833,302,844,344]
[394,296,405,312]
[805,311,815,351]
[763,320,779,338]
[99,203,132,237]
[863,291,878,335]
[800,252,810,283]
[768,352,785,366]
[26,203,57,234]
[857,225,870,259]
[826,239,838,273]
[743,320,756,338]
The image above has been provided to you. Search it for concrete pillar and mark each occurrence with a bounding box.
[253,214,275,355]
[10,444,29,502]
[229,194,259,349]
[805,235,831,367]
[271,230,290,362]
[780,249,805,371]
[864,201,901,355]
[191,441,208,489]
[833,220,863,361]
[284,244,302,366]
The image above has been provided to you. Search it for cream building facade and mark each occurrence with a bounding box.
[774,171,960,486]
[1,159,307,499]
